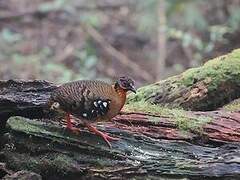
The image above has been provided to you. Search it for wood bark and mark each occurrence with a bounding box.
[0,79,240,179]
[128,49,240,111]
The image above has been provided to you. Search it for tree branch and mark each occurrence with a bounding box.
[80,23,154,82]
[1,48,240,179]
[128,49,240,111]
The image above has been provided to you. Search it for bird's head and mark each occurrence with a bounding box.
[114,76,136,93]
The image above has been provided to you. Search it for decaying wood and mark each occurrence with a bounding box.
[0,79,240,179]
[0,80,56,124]
[128,49,240,111]
[1,115,240,180]
[0,163,13,178]
[2,171,41,180]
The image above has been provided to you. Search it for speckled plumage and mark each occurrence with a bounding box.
[49,80,126,123]
[48,77,136,148]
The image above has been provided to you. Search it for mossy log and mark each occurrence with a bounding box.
[128,49,240,111]
[1,50,240,179]
[0,115,240,180]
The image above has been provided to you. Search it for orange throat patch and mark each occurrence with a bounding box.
[113,85,127,110]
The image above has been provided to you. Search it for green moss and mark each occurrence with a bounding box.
[127,49,240,110]
[124,101,211,132]
[6,153,41,172]
[125,100,172,116]
[127,84,160,104]
[180,50,240,90]
[7,116,83,142]
[47,154,79,174]
[8,116,46,133]
[5,152,78,176]
[223,98,240,112]
[170,110,211,132]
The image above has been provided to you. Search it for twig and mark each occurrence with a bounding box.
[80,23,154,81]
[0,3,153,81]
[0,9,48,21]
[97,63,116,78]
[156,0,166,80]
[0,3,130,21]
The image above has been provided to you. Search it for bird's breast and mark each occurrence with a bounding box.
[105,89,126,119]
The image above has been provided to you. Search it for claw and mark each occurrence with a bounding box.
[86,124,119,148]
[66,113,72,129]
[65,113,119,148]
[65,113,81,134]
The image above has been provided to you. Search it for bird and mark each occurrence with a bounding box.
[48,76,136,148]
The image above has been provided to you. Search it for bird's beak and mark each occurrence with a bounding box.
[129,86,137,94]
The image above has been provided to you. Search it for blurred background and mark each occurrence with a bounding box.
[0,0,240,86]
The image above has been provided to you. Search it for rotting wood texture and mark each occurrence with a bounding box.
[0,79,240,179]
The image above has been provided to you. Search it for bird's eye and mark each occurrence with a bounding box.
[121,81,127,86]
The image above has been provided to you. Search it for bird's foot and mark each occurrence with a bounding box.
[66,126,81,135]
[99,132,120,147]
[64,113,81,134]
[86,124,119,148]
[95,131,119,148]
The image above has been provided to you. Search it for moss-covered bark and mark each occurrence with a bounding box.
[223,98,240,111]
[1,50,240,179]
[1,116,240,179]
[128,49,240,111]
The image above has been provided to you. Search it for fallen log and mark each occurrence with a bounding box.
[0,80,239,179]
[128,49,240,111]
[2,170,41,180]
[0,49,240,179]
[0,79,56,129]
[0,113,239,179]
[0,114,240,179]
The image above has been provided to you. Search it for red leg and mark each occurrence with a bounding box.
[86,124,119,148]
[65,113,80,134]
[66,113,73,129]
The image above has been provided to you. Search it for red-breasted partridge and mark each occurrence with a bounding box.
[49,76,136,148]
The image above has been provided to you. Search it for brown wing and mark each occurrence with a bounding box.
[50,80,115,121]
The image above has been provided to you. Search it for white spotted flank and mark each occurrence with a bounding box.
[103,102,108,107]
[50,102,60,110]
[94,101,98,107]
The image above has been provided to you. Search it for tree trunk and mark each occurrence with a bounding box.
[1,50,240,179]
[128,49,240,111]
[156,0,166,80]
[1,113,240,180]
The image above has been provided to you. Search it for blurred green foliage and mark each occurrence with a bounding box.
[38,0,67,12]
[0,0,240,83]
[136,0,240,67]
[1,29,23,43]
